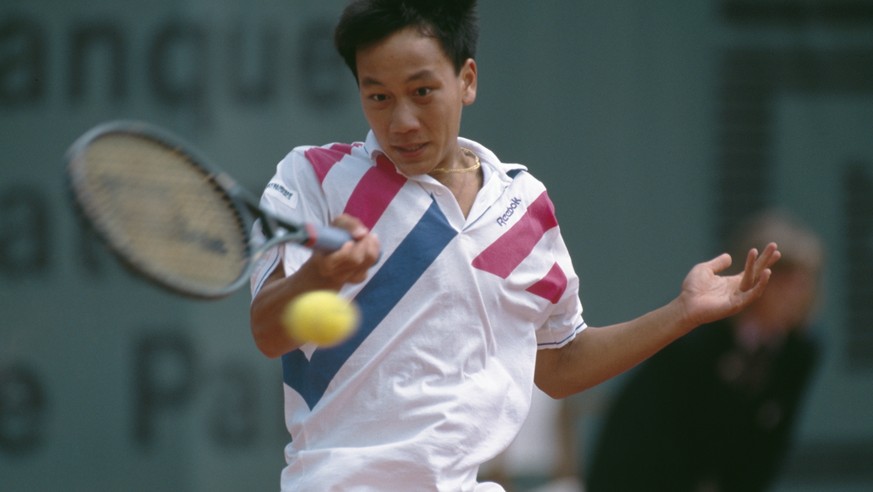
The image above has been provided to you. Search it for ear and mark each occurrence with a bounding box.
[460,58,478,105]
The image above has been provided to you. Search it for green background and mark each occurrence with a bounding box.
[2,1,872,490]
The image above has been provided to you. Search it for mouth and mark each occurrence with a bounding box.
[391,143,427,158]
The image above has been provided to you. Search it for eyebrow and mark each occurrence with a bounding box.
[360,69,438,88]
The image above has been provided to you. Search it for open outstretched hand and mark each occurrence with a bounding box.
[679,242,781,329]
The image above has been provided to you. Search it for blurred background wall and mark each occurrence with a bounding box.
[1,0,871,490]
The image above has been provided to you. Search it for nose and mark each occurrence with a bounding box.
[389,100,420,134]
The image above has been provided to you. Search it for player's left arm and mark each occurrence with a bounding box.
[534,243,780,398]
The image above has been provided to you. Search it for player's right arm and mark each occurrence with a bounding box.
[249,215,380,358]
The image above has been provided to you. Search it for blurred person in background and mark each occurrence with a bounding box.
[585,209,825,492]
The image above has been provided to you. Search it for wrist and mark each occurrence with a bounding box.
[666,296,700,336]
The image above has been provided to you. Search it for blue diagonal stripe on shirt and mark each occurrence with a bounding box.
[283,199,458,409]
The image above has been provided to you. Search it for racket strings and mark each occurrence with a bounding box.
[73,133,250,294]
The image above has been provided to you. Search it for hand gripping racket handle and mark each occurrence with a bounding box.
[306,224,354,252]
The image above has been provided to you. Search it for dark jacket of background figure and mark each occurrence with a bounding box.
[586,318,819,492]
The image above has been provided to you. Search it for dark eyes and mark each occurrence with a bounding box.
[366,87,432,103]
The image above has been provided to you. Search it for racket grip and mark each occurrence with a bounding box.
[307,224,354,252]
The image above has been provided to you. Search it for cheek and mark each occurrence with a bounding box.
[434,101,463,134]
[361,106,383,128]
[361,110,392,143]
[764,282,817,329]
[787,284,818,321]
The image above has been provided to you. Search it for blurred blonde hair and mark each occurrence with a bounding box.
[727,209,825,277]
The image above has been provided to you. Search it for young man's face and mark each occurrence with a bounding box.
[355,26,477,176]
[751,265,820,336]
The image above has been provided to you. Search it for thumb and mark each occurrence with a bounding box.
[704,253,733,275]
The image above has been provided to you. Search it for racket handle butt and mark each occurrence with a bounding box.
[307,225,353,252]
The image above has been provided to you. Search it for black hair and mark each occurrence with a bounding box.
[334,0,479,79]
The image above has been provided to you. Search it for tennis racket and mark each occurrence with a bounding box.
[66,120,352,299]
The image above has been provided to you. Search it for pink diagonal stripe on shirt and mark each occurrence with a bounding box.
[526,262,568,304]
[343,153,407,230]
[472,191,558,278]
[305,144,354,184]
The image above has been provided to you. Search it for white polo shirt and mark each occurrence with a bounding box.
[251,131,586,492]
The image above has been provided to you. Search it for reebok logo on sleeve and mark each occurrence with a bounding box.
[267,182,298,208]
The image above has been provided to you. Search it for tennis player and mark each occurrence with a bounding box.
[249,1,781,490]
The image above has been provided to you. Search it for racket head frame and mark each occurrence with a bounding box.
[65,120,261,299]
[66,120,352,299]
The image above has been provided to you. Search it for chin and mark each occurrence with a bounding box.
[391,157,433,175]
[394,163,429,177]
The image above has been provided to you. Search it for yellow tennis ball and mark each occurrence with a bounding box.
[282,290,360,347]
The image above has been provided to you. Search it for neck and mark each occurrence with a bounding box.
[427,147,483,218]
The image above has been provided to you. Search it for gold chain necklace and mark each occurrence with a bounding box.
[429,147,481,175]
